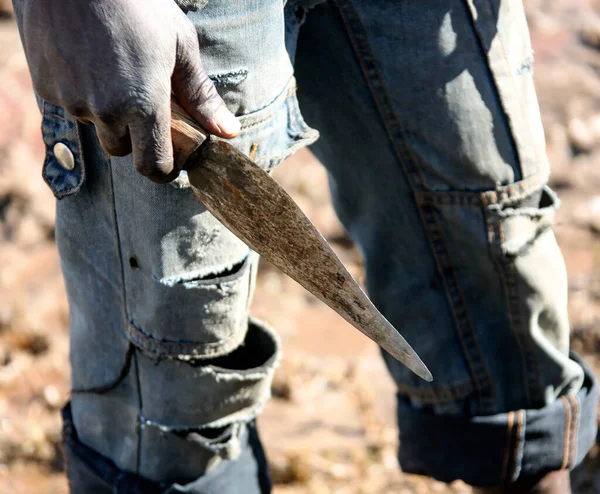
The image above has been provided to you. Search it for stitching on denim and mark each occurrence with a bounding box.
[74,120,87,195]
[396,379,473,404]
[501,207,543,402]
[416,172,547,207]
[132,349,143,474]
[482,189,548,407]
[480,192,527,409]
[418,192,482,207]
[559,395,572,470]
[256,95,318,169]
[71,344,134,395]
[492,174,548,204]
[41,106,86,199]
[332,0,495,412]
[238,77,297,129]
[421,204,496,412]
[502,411,515,482]
[127,318,245,353]
[510,409,525,482]
[107,156,142,472]
[568,393,579,468]
[498,221,533,405]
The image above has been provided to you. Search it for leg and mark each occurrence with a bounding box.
[38,1,316,492]
[294,0,597,488]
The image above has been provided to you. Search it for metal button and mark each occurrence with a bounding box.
[53,142,75,171]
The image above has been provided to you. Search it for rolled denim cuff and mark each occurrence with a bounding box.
[62,404,271,494]
[397,353,598,488]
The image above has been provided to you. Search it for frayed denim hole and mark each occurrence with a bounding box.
[153,253,251,288]
[209,69,249,88]
[495,186,558,259]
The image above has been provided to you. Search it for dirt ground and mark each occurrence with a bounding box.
[2,2,600,493]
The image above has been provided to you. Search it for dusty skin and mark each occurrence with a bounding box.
[2,0,600,492]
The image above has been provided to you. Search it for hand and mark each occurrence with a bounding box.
[17,0,240,182]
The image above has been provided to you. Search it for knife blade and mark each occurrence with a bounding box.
[170,101,432,382]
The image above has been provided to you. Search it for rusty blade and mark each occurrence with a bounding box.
[185,140,432,382]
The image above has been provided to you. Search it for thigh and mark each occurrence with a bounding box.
[295,0,582,416]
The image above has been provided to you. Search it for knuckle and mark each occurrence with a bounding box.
[135,163,174,183]
[96,108,122,126]
[64,103,90,119]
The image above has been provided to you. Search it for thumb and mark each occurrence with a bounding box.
[172,27,240,139]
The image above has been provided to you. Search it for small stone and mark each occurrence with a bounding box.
[581,21,600,49]
[568,118,597,153]
[42,385,61,409]
[0,0,13,18]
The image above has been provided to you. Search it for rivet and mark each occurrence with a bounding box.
[53,142,75,171]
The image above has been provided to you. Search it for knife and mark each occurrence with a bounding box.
[170,101,432,382]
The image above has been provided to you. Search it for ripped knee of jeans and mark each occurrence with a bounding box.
[487,186,558,260]
[134,318,280,483]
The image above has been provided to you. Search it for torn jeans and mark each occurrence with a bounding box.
[23,0,599,491]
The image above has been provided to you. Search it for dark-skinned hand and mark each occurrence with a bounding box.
[15,0,240,182]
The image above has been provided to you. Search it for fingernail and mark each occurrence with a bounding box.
[214,106,241,137]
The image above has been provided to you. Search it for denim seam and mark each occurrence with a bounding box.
[257,94,319,170]
[501,411,515,482]
[500,245,535,405]
[502,213,542,401]
[331,0,495,413]
[481,195,539,407]
[396,379,473,404]
[132,350,144,475]
[569,393,580,468]
[238,76,298,128]
[108,158,143,475]
[559,395,572,470]
[71,344,134,395]
[416,173,547,207]
[74,121,88,193]
[126,317,248,356]
[422,204,495,413]
[510,409,525,482]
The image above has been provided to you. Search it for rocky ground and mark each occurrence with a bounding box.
[2,2,600,493]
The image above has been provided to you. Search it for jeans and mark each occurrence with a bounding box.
[23,0,599,491]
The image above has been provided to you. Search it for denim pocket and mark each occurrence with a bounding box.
[170,77,318,189]
[40,100,86,199]
[412,175,568,414]
[126,251,257,359]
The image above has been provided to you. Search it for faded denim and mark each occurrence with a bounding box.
[18,0,599,491]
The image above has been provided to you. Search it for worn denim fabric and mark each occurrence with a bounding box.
[293,0,598,486]
[22,0,599,491]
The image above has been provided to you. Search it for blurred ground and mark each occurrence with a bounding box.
[2,2,600,493]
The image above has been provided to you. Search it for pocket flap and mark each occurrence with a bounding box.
[41,101,86,199]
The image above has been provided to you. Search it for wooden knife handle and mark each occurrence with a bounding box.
[170,99,209,168]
